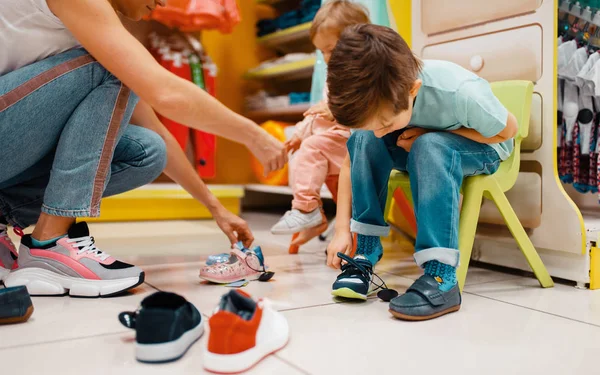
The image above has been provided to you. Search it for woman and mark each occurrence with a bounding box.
[0,0,287,296]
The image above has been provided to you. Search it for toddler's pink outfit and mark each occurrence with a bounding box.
[290,104,350,212]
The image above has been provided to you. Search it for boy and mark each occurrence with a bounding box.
[325,24,518,320]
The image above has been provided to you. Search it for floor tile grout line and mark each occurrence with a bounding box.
[0,330,127,352]
[465,291,600,328]
[273,353,313,375]
[463,275,525,287]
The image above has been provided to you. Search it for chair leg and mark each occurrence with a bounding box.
[457,188,484,291]
[490,188,554,288]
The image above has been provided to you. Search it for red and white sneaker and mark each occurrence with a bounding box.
[203,290,289,374]
[4,222,144,297]
[0,223,18,281]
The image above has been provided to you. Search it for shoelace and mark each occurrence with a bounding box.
[337,252,398,302]
[66,236,110,261]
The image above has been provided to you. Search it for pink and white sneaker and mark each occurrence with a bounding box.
[4,222,144,297]
[0,223,18,281]
[199,245,267,284]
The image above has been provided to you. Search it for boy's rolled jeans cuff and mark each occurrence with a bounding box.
[414,247,460,268]
[350,219,390,237]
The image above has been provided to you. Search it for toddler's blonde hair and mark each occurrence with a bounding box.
[309,0,370,41]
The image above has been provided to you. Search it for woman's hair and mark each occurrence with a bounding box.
[309,0,370,41]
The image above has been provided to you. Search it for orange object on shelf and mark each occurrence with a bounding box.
[148,0,241,33]
[251,121,291,186]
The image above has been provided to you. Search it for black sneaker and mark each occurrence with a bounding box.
[119,292,204,363]
[331,254,374,300]
[0,286,34,324]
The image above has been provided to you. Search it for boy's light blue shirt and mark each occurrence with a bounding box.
[409,60,512,160]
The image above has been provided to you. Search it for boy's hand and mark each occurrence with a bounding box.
[327,230,353,269]
[304,101,334,122]
[396,128,429,152]
[284,135,302,154]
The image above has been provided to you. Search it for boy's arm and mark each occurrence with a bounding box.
[327,154,353,269]
[453,80,517,144]
[336,155,352,232]
[450,111,518,144]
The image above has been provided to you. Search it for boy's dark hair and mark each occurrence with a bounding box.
[327,24,423,127]
[309,0,370,41]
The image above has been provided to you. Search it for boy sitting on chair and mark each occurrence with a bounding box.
[326,24,517,321]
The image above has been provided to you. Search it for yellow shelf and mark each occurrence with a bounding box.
[85,184,244,222]
[245,103,310,122]
[258,22,312,44]
[245,57,316,81]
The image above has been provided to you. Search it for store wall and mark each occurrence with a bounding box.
[201,2,275,184]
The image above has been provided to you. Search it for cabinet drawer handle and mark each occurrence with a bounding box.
[470,55,484,72]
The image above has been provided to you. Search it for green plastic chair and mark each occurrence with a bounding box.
[385,80,554,291]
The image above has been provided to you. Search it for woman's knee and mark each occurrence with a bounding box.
[118,126,167,178]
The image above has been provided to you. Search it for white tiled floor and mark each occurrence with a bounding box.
[2,213,600,375]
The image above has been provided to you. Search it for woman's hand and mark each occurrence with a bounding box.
[247,128,288,175]
[284,135,302,154]
[327,230,353,269]
[213,207,254,248]
[396,128,430,152]
[304,101,334,122]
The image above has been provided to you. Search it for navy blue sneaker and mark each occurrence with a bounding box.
[119,292,204,363]
[331,253,374,300]
[0,286,34,324]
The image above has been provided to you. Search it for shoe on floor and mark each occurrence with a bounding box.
[200,244,267,284]
[203,290,289,374]
[0,223,18,281]
[119,291,204,363]
[331,253,373,301]
[389,275,461,321]
[0,286,34,325]
[206,241,249,266]
[4,222,144,297]
[271,208,323,235]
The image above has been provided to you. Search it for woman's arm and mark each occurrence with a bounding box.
[131,101,254,247]
[48,0,286,174]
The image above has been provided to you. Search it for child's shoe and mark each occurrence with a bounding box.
[0,286,33,325]
[271,208,323,234]
[203,290,289,374]
[119,291,204,363]
[331,253,374,301]
[0,223,18,281]
[206,242,250,266]
[388,275,461,321]
[200,245,267,284]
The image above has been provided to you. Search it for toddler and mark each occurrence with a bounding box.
[271,0,370,235]
[326,25,518,321]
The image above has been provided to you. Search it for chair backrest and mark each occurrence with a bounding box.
[489,81,534,191]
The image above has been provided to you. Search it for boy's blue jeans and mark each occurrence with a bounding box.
[0,48,167,228]
[348,130,502,268]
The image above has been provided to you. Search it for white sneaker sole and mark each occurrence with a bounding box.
[136,320,204,363]
[0,267,10,282]
[203,325,289,374]
[199,271,261,285]
[270,215,324,235]
[4,267,144,297]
